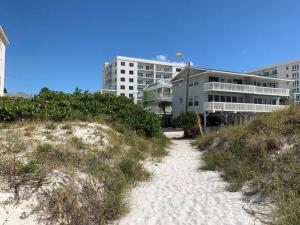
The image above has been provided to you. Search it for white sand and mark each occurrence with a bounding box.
[118,130,261,225]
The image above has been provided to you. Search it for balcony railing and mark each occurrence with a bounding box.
[203,82,289,96]
[204,102,287,113]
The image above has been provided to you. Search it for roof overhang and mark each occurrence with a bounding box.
[171,67,292,83]
[0,26,9,45]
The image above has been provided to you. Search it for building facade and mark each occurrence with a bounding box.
[172,67,290,128]
[142,80,172,115]
[250,59,300,102]
[102,56,184,103]
[0,26,9,97]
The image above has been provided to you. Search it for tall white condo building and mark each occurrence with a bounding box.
[102,56,185,102]
[0,26,9,97]
[251,59,300,102]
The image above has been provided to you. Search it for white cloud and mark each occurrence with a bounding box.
[155,55,169,61]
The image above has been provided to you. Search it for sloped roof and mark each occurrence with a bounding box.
[171,67,291,83]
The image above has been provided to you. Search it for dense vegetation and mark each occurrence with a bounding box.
[0,88,160,137]
[172,111,200,138]
[194,106,300,225]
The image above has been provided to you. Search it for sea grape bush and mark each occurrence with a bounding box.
[0,89,161,137]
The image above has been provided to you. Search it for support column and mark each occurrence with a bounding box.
[203,112,209,133]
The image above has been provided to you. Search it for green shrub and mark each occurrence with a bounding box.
[172,111,199,138]
[0,89,161,137]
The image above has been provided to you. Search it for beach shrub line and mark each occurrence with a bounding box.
[0,88,161,137]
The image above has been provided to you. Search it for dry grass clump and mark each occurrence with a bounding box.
[0,120,168,225]
[194,106,300,224]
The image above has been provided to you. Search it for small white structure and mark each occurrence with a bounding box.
[0,26,9,97]
[250,59,300,102]
[172,67,291,128]
[101,56,185,103]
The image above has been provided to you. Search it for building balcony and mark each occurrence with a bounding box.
[204,102,287,113]
[203,82,289,97]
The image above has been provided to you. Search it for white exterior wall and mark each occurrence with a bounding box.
[102,56,184,103]
[0,40,6,96]
[172,72,289,117]
[251,59,300,102]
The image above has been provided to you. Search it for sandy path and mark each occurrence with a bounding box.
[118,131,260,225]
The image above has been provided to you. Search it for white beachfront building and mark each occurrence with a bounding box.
[0,26,9,97]
[101,56,185,103]
[171,67,290,128]
[250,59,300,102]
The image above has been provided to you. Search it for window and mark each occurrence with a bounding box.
[115,62,117,67]
[121,77,125,82]
[232,96,237,102]
[120,85,125,90]
[156,74,161,78]
[138,79,143,84]
[263,83,267,87]
[120,93,125,96]
[194,82,199,86]
[164,75,171,79]
[129,86,134,90]
[129,63,134,67]
[286,74,289,78]
[286,66,289,70]
[146,74,153,78]
[209,76,219,82]
[233,79,242,84]
[129,78,134,82]
[121,62,125,66]
[272,99,277,105]
[226,96,231,102]
[176,68,182,72]
[138,73,143,77]
[179,98,183,103]
[238,97,243,103]
[264,71,270,76]
[129,94,134,98]
[214,95,219,102]
[220,96,226,102]
[188,97,193,106]
[272,69,278,75]
[193,96,199,106]
[146,80,152,85]
[129,70,134,75]
[188,82,193,87]
[146,66,150,70]
[121,70,125,74]
[208,95,213,102]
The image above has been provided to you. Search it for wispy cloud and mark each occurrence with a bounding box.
[155,55,169,61]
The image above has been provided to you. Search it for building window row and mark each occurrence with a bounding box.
[120,69,134,75]
[188,96,199,106]
[120,77,134,82]
[208,95,244,103]
[120,61,135,67]
[188,81,200,87]
[120,85,134,90]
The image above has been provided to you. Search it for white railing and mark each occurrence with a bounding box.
[204,102,287,113]
[203,82,289,96]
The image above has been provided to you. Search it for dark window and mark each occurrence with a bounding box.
[188,83,193,87]
[194,96,199,106]
[209,76,219,82]
[233,79,242,84]
[286,66,289,70]
[208,95,213,102]
[194,82,199,86]
[129,86,134,90]
[146,66,150,70]
[120,93,125,96]
[129,63,134,67]
[226,96,231,102]
[272,99,277,105]
[129,70,134,75]
[120,85,125,90]
[121,62,125,66]
[121,70,125,74]
[214,95,219,102]
[121,77,125,82]
[220,96,226,102]
[232,96,237,103]
[188,97,193,106]
[238,97,243,103]
[129,78,134,82]
[263,83,267,87]
[176,68,182,72]
[129,94,134,98]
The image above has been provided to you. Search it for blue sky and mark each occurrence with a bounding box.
[1,0,300,95]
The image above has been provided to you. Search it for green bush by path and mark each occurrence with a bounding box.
[0,89,161,137]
